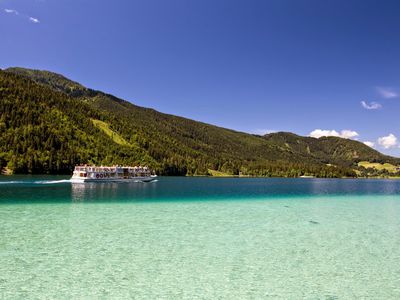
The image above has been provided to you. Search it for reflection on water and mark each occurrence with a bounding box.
[0,176,400,204]
[70,181,159,202]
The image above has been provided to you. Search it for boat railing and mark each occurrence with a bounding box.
[74,165,152,175]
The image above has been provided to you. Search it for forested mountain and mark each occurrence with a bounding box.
[1,67,399,177]
[263,132,400,166]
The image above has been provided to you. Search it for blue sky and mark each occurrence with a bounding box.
[1,0,400,156]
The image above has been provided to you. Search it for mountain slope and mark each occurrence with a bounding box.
[0,70,155,174]
[263,132,399,166]
[1,67,399,177]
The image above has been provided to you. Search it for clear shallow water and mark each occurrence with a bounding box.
[1,177,400,299]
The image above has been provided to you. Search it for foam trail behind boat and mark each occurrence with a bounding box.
[34,179,72,184]
[0,179,72,185]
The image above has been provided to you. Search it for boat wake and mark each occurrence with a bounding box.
[34,179,72,185]
[131,179,159,183]
[0,179,72,185]
[0,181,26,185]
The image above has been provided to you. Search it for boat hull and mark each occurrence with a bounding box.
[70,175,157,183]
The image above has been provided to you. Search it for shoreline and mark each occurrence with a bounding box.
[1,173,399,180]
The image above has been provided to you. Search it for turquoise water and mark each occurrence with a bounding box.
[1,177,400,298]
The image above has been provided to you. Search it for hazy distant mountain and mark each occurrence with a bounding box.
[1,67,398,177]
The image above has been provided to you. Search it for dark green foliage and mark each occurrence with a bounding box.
[1,67,399,177]
[0,70,154,174]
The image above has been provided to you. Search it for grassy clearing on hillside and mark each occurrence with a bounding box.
[91,119,130,146]
[358,161,399,173]
[208,169,235,177]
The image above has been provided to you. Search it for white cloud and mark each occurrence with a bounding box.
[363,141,375,148]
[361,101,382,110]
[340,130,359,139]
[378,133,398,149]
[377,87,398,99]
[252,129,276,135]
[4,8,18,15]
[309,129,359,139]
[29,17,40,23]
[310,129,340,138]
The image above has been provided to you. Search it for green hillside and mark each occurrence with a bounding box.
[263,132,399,166]
[1,67,399,177]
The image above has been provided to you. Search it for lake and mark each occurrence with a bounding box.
[1,177,400,298]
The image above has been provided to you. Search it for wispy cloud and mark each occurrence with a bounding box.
[309,129,359,139]
[252,129,277,136]
[361,100,382,110]
[3,8,40,24]
[4,8,18,15]
[363,141,375,148]
[377,133,398,149]
[376,87,398,99]
[29,17,40,23]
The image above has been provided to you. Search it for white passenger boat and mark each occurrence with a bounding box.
[71,165,157,183]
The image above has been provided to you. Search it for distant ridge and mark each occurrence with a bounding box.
[1,67,399,177]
